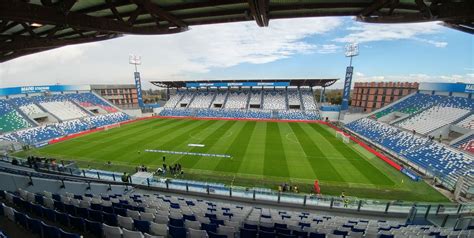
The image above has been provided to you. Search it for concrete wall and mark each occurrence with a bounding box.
[0,172,128,195]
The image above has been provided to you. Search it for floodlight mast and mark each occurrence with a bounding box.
[339,42,359,119]
[345,43,359,66]
[129,54,141,73]
[129,54,145,108]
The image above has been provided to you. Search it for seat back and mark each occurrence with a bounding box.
[134,219,151,233]
[149,222,168,236]
[169,225,186,238]
[41,221,61,238]
[118,214,134,230]
[103,223,122,238]
[188,228,209,238]
[123,228,144,238]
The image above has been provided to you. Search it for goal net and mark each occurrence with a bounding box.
[104,123,121,131]
[336,131,350,144]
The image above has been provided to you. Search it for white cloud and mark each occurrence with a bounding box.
[0,18,342,88]
[335,21,448,47]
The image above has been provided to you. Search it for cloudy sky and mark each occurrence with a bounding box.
[0,17,472,89]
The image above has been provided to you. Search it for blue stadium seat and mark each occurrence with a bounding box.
[169,225,186,238]
[68,215,85,232]
[240,228,257,238]
[41,221,61,238]
[134,219,150,233]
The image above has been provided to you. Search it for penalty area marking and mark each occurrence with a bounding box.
[285,133,299,144]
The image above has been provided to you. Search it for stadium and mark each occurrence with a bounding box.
[0,1,473,238]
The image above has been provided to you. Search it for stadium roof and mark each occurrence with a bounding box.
[1,0,473,63]
[151,78,338,88]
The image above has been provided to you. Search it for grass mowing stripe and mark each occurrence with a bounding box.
[176,120,237,168]
[69,119,189,158]
[264,122,290,178]
[288,123,344,182]
[53,119,179,156]
[157,120,218,150]
[215,121,256,172]
[113,120,214,165]
[310,124,395,186]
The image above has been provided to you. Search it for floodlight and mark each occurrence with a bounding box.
[345,43,359,57]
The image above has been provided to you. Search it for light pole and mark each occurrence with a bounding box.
[129,54,141,73]
[339,43,359,120]
[129,54,145,108]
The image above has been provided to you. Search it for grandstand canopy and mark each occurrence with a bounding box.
[1,0,473,63]
[151,78,338,88]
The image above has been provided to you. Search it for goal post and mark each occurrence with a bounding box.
[336,131,351,144]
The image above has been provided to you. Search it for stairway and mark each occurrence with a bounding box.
[298,89,305,111]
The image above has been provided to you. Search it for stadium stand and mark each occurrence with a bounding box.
[0,92,131,145]
[163,93,182,108]
[0,100,32,133]
[65,92,118,113]
[39,100,89,121]
[346,118,473,181]
[396,106,471,134]
[263,90,286,110]
[457,114,474,130]
[225,91,248,109]
[373,93,444,119]
[176,91,195,108]
[248,90,262,109]
[211,91,228,108]
[1,183,472,238]
[301,89,317,111]
[453,135,474,154]
[159,88,320,120]
[189,91,214,109]
[287,90,301,109]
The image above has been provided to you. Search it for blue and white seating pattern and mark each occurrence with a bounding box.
[453,135,474,154]
[225,92,248,109]
[2,189,471,238]
[278,110,307,120]
[164,94,182,108]
[39,101,89,121]
[287,90,301,107]
[177,92,195,107]
[1,112,130,145]
[65,93,118,113]
[374,93,444,118]
[160,88,320,120]
[212,92,227,106]
[0,99,32,133]
[189,92,214,109]
[396,106,471,134]
[262,90,286,110]
[301,90,317,111]
[346,118,473,179]
[249,90,262,107]
[457,114,474,130]
[160,108,194,117]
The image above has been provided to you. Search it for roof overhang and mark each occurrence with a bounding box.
[150,78,338,88]
[1,0,472,63]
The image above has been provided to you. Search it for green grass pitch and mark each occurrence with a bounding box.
[17,118,448,202]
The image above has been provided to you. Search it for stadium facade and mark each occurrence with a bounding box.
[351,82,419,113]
[91,84,140,109]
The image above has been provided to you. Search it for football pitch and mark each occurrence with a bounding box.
[18,118,448,202]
